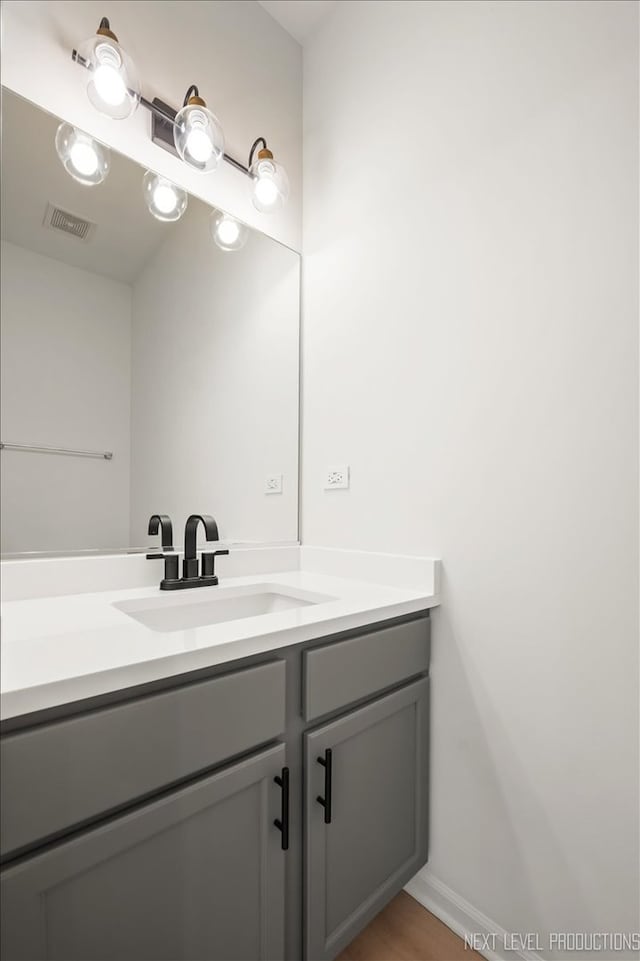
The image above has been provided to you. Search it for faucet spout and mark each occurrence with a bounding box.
[148,514,174,551]
[183,514,220,579]
[146,514,174,559]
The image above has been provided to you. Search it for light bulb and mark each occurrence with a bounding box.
[55,123,110,186]
[210,211,248,251]
[142,171,188,222]
[78,21,139,120]
[248,147,289,213]
[254,175,280,208]
[93,62,127,107]
[174,95,224,173]
[69,141,99,177]
[153,184,179,214]
[217,219,240,245]
[185,125,214,164]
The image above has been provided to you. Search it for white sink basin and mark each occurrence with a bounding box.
[113,585,333,632]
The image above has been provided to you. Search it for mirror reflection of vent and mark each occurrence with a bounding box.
[43,204,96,242]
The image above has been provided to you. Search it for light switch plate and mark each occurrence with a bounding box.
[324,465,350,490]
[265,474,283,494]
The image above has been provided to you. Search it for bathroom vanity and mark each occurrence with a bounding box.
[0,555,437,961]
[0,83,438,961]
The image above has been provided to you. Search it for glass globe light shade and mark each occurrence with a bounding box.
[249,152,289,212]
[210,212,248,251]
[55,123,110,186]
[143,172,188,222]
[78,30,139,120]
[174,100,224,173]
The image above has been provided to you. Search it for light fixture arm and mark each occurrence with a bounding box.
[248,137,268,168]
[183,84,200,106]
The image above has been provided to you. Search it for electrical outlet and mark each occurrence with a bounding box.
[264,474,283,494]
[324,465,350,490]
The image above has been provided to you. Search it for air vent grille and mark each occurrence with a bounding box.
[43,204,95,242]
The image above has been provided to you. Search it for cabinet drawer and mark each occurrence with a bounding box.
[1,660,285,859]
[303,616,429,722]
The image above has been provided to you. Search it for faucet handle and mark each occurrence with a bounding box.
[162,554,180,585]
[201,548,229,579]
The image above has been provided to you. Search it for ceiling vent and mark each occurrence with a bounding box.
[43,203,96,242]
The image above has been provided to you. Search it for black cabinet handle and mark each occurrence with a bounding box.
[317,748,332,824]
[274,767,289,850]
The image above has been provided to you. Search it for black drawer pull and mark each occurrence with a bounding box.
[274,767,289,850]
[317,748,332,824]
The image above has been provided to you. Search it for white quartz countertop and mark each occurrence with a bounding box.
[1,566,438,720]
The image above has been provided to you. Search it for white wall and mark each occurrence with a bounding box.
[130,200,299,546]
[0,0,302,250]
[303,1,639,957]
[0,240,132,553]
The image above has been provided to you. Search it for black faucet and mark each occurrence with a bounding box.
[150,513,229,591]
[146,514,174,559]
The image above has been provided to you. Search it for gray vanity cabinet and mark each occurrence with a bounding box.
[304,678,429,961]
[0,743,286,961]
[1,613,431,961]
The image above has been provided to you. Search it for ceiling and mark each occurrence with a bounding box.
[257,0,338,44]
[0,90,204,286]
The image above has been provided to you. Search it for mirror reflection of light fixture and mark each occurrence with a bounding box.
[210,211,248,251]
[247,138,289,212]
[143,171,188,222]
[173,86,224,173]
[77,18,139,120]
[55,123,111,185]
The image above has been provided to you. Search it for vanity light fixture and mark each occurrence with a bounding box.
[76,18,139,120]
[173,86,224,173]
[210,211,248,251]
[55,123,111,185]
[143,171,188,222]
[71,26,289,212]
[248,138,289,212]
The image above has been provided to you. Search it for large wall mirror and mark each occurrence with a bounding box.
[0,90,300,557]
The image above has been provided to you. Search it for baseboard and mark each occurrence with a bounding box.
[404,872,545,961]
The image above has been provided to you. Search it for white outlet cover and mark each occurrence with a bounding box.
[324,465,350,490]
[264,474,283,494]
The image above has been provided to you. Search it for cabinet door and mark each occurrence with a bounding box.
[304,678,429,961]
[1,743,286,961]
